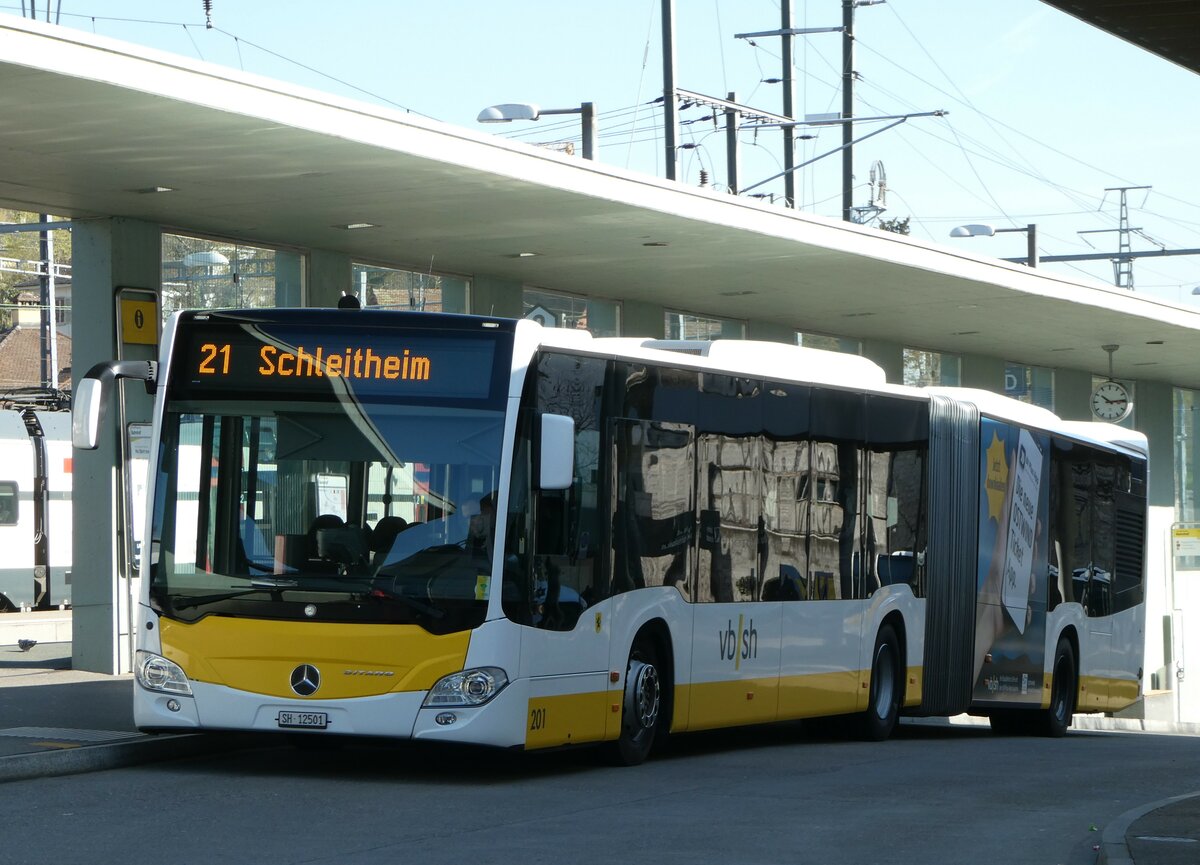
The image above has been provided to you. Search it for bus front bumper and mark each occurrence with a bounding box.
[133,676,531,748]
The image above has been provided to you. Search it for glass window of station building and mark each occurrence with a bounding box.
[1005,362,1055,410]
[161,233,304,319]
[354,262,468,314]
[796,332,861,354]
[1175,389,1200,550]
[665,310,744,341]
[523,286,620,336]
[903,347,961,388]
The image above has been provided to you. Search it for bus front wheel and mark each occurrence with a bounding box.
[857,623,902,741]
[605,636,663,766]
[1038,638,1077,738]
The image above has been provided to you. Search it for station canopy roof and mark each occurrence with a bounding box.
[1040,0,1200,76]
[3,16,1200,389]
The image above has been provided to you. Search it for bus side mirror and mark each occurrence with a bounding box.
[538,413,575,491]
[72,377,105,450]
[71,360,158,450]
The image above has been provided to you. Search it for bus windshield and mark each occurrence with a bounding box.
[147,313,512,634]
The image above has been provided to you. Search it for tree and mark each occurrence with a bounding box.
[878,216,911,236]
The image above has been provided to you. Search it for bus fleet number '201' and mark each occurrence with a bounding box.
[529,707,547,731]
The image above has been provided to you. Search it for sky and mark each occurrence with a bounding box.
[4,0,1200,304]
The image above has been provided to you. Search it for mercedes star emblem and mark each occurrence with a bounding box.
[290,664,321,697]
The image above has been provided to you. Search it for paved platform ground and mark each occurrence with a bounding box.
[0,621,259,783]
[0,640,139,758]
[0,613,1195,865]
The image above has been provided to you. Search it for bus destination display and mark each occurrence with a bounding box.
[175,324,499,401]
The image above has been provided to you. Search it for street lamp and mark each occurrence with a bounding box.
[950,223,1039,268]
[477,102,596,161]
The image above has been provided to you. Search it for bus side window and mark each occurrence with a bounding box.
[696,373,760,603]
[809,390,867,601]
[763,381,811,602]
[866,395,929,599]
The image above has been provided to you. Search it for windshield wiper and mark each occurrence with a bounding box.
[171,588,270,610]
[171,578,298,610]
[250,577,299,588]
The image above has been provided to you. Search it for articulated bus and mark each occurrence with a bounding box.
[74,309,1147,764]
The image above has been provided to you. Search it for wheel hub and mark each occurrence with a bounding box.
[627,659,660,731]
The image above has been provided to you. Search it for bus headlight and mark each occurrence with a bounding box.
[423,667,508,707]
[135,650,193,696]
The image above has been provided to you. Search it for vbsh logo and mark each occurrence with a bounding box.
[718,615,758,670]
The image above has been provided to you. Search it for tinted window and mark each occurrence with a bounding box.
[809,391,866,599]
[697,374,762,602]
[0,482,16,525]
[867,397,928,597]
[613,420,695,597]
[506,352,611,630]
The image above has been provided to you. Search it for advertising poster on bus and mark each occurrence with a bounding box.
[973,418,1051,704]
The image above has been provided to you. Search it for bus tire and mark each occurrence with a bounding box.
[856,623,902,741]
[1038,638,1077,738]
[605,635,663,766]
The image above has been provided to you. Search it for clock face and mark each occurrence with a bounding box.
[1091,380,1131,422]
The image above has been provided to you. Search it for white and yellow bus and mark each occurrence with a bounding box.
[74,309,1148,764]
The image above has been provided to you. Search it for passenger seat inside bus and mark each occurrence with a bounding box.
[370,516,409,568]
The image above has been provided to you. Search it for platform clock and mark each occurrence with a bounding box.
[1090,379,1132,422]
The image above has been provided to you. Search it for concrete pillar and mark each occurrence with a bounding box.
[746,320,795,344]
[308,250,351,307]
[1137,379,1175,509]
[960,354,1004,393]
[469,276,522,318]
[71,218,161,674]
[440,276,469,314]
[275,249,303,307]
[861,337,904,385]
[1055,367,1092,422]
[1130,379,1177,718]
[622,300,665,339]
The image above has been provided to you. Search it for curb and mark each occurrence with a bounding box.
[0,732,262,784]
[1099,791,1200,865]
[1073,715,1200,737]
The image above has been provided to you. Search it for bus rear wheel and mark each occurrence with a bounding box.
[605,636,663,766]
[856,624,902,741]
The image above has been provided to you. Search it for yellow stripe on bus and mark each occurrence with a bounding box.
[526,664,925,745]
[160,617,469,699]
[904,665,924,707]
[1075,673,1141,714]
[686,677,781,730]
[686,665,922,730]
[1107,676,1140,710]
[525,691,612,749]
